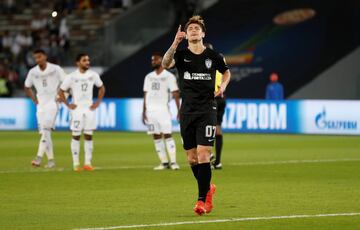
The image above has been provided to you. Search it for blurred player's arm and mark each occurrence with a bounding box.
[58,89,76,110]
[162,25,186,69]
[214,70,231,98]
[142,92,147,125]
[90,85,105,110]
[172,90,180,120]
[24,87,38,105]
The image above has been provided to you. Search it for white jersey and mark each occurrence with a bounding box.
[143,69,178,112]
[24,62,66,106]
[60,69,103,108]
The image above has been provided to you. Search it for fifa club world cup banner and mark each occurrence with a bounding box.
[0,98,359,135]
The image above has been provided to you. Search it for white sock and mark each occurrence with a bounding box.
[165,137,177,163]
[36,132,46,158]
[154,139,168,163]
[84,140,93,166]
[71,139,80,166]
[43,130,54,160]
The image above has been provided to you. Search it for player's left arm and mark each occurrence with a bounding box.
[90,85,105,110]
[172,90,181,121]
[215,70,231,98]
[214,54,231,98]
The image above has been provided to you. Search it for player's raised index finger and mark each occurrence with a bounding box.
[177,25,182,32]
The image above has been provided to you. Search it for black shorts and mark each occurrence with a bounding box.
[180,112,217,150]
[215,97,226,125]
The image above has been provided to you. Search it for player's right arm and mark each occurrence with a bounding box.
[24,87,38,105]
[162,25,185,69]
[142,92,147,125]
[24,70,38,105]
[58,77,77,110]
[142,75,150,125]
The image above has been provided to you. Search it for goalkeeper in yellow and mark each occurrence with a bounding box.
[205,43,226,169]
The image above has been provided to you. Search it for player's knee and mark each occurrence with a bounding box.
[186,148,198,164]
[72,135,81,141]
[164,133,172,139]
[197,146,211,163]
[187,157,198,165]
[84,134,92,141]
[153,134,162,139]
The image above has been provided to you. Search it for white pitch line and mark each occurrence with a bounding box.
[229,158,360,166]
[73,212,360,230]
[1,158,360,174]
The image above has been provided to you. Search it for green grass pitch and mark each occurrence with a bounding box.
[0,131,359,229]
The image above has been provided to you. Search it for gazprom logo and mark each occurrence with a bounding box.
[223,102,287,130]
[315,108,357,130]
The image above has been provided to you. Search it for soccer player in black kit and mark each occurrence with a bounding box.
[162,15,231,215]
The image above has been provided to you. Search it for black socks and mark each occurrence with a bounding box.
[196,163,211,202]
[215,135,223,165]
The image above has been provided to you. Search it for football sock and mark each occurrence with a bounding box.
[36,132,47,158]
[197,163,212,202]
[154,139,168,163]
[215,135,223,165]
[43,130,54,160]
[165,137,177,163]
[84,140,93,165]
[191,164,199,180]
[71,139,80,166]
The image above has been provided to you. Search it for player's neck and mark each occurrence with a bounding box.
[155,67,164,75]
[79,68,87,73]
[38,62,47,71]
[188,41,206,55]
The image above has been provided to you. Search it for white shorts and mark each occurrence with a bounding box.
[146,110,172,135]
[70,107,96,134]
[36,103,58,132]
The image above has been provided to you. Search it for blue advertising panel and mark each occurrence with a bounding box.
[1,98,359,135]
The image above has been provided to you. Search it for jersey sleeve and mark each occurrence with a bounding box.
[215,52,229,74]
[94,73,103,87]
[57,66,67,82]
[143,75,150,92]
[24,70,33,88]
[173,50,183,68]
[60,76,71,91]
[168,73,179,92]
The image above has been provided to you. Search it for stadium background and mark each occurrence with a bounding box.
[1,0,359,134]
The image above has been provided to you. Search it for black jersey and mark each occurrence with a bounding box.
[174,48,228,114]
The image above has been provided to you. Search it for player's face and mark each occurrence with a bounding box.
[77,55,90,71]
[33,53,47,66]
[186,23,204,42]
[151,55,162,69]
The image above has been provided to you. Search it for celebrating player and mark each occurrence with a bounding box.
[142,52,181,170]
[162,16,231,215]
[25,49,66,168]
[58,53,105,172]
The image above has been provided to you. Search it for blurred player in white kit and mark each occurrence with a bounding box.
[142,52,180,170]
[24,49,66,168]
[58,53,105,172]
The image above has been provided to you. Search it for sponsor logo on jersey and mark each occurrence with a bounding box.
[184,71,211,80]
[184,59,192,62]
[205,58,212,69]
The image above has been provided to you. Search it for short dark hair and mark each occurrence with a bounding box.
[152,52,163,58]
[33,49,47,55]
[76,53,88,62]
[185,15,206,32]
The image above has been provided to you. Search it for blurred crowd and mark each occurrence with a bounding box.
[0,0,133,97]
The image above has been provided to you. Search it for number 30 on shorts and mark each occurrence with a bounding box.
[205,125,216,138]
